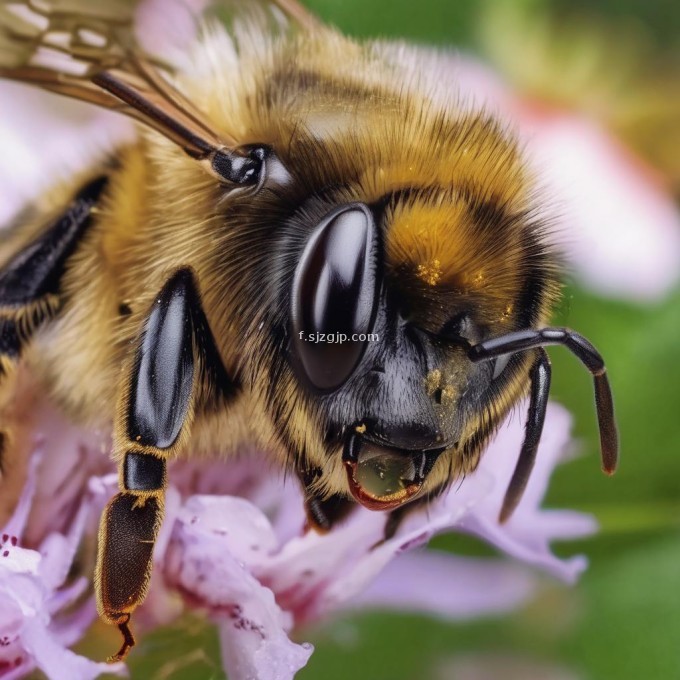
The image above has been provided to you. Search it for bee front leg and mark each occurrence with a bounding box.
[0,176,108,507]
[304,491,355,533]
[298,468,355,533]
[96,474,164,662]
[96,269,198,662]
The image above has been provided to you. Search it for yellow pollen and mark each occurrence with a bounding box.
[425,369,442,395]
[441,385,456,403]
[417,259,443,286]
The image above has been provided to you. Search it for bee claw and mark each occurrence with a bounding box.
[107,615,135,663]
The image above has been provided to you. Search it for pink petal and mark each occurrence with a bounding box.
[0,596,24,645]
[353,550,535,618]
[49,596,98,649]
[470,402,574,517]
[164,496,312,680]
[26,402,114,546]
[459,513,590,585]
[2,450,40,540]
[0,660,34,680]
[21,619,126,680]
[0,82,133,226]
[218,618,313,680]
[0,545,40,577]
[447,403,596,582]
[528,115,680,301]
[46,576,89,617]
[306,479,484,620]
[135,0,211,63]
[263,509,386,619]
[169,457,307,545]
[39,498,90,591]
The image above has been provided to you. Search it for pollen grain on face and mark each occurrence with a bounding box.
[425,369,442,395]
[501,303,514,321]
[441,384,456,404]
[417,258,443,286]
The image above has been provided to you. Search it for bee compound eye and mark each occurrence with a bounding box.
[291,204,380,391]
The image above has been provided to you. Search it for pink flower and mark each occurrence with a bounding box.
[146,403,591,680]
[0,456,126,680]
[0,388,593,680]
[522,113,680,302]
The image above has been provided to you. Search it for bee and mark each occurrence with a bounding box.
[0,0,618,663]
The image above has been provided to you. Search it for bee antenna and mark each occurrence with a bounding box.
[0,1,263,182]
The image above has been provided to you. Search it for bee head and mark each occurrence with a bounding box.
[179,33,562,511]
[279,184,558,510]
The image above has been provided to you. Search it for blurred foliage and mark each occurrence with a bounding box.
[83,0,680,678]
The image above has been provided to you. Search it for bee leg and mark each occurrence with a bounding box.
[0,169,100,506]
[499,349,551,523]
[383,503,416,542]
[380,484,449,543]
[96,474,165,662]
[298,467,355,533]
[96,269,198,662]
[0,175,109,373]
[304,492,355,533]
[0,175,108,326]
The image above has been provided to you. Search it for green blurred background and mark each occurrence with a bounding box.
[90,1,680,678]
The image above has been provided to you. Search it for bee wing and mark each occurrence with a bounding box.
[0,0,233,159]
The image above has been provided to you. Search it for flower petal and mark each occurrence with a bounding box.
[306,479,486,620]
[450,403,596,583]
[39,497,90,591]
[459,513,590,585]
[0,545,40,577]
[0,82,133,226]
[353,550,535,618]
[164,495,313,680]
[470,402,574,516]
[2,449,40,540]
[529,115,680,301]
[21,618,126,680]
[218,618,313,680]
